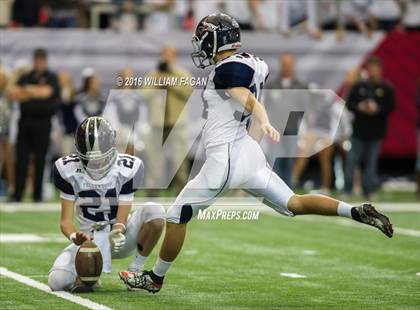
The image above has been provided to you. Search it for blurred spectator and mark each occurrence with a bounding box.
[416,78,420,199]
[402,0,420,30]
[143,0,174,32]
[193,0,223,22]
[292,89,337,193]
[105,68,144,155]
[335,68,360,191]
[370,0,404,31]
[114,0,139,33]
[344,56,396,198]
[58,71,77,155]
[174,0,194,30]
[337,0,376,39]
[283,0,322,38]
[7,48,60,202]
[250,0,281,32]
[0,67,14,197]
[265,53,307,186]
[74,68,105,124]
[11,0,42,27]
[45,0,81,28]
[223,0,254,30]
[144,45,192,193]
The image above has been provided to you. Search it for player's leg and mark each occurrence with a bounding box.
[32,120,51,201]
[13,121,30,201]
[360,139,381,198]
[120,144,231,292]
[344,137,364,195]
[242,136,393,237]
[113,202,166,271]
[157,143,231,263]
[245,165,392,237]
[48,244,78,291]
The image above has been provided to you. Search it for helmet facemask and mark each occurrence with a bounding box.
[77,147,117,180]
[191,26,217,69]
[191,13,242,69]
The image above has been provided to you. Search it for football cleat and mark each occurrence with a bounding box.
[119,270,163,294]
[352,204,393,238]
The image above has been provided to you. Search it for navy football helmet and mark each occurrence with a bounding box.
[191,13,241,69]
[75,116,117,180]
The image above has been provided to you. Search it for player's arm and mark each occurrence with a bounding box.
[227,86,280,143]
[8,84,53,101]
[109,159,144,252]
[7,85,32,102]
[108,201,132,252]
[60,198,91,245]
[114,201,132,231]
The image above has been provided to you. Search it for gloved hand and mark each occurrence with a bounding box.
[108,226,126,253]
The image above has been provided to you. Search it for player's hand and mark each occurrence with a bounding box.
[109,229,126,253]
[261,122,280,142]
[71,231,92,246]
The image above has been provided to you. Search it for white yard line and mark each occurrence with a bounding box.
[280,273,307,279]
[0,267,112,310]
[296,217,420,238]
[0,233,67,243]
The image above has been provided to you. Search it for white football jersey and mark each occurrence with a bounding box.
[201,52,269,148]
[53,153,144,231]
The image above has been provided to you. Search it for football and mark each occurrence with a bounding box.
[75,240,103,286]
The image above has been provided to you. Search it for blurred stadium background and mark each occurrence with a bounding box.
[0,0,419,309]
[0,0,419,201]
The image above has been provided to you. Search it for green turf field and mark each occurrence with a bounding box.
[0,203,419,309]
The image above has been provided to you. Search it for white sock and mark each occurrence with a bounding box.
[128,254,148,272]
[152,257,172,277]
[337,201,353,218]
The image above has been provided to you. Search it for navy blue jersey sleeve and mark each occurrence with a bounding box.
[213,62,254,89]
[53,164,74,195]
[120,161,144,195]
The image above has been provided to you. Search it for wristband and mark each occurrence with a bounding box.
[69,232,76,242]
[113,223,126,233]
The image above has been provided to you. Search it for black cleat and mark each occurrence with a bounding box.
[119,270,163,293]
[351,203,393,238]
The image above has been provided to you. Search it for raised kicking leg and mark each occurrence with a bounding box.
[245,165,393,237]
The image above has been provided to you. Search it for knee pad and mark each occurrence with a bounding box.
[166,203,193,224]
[142,202,166,222]
[48,270,76,291]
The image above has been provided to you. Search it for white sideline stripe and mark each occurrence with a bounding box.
[0,233,67,243]
[280,273,307,279]
[0,267,112,310]
[416,272,420,276]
